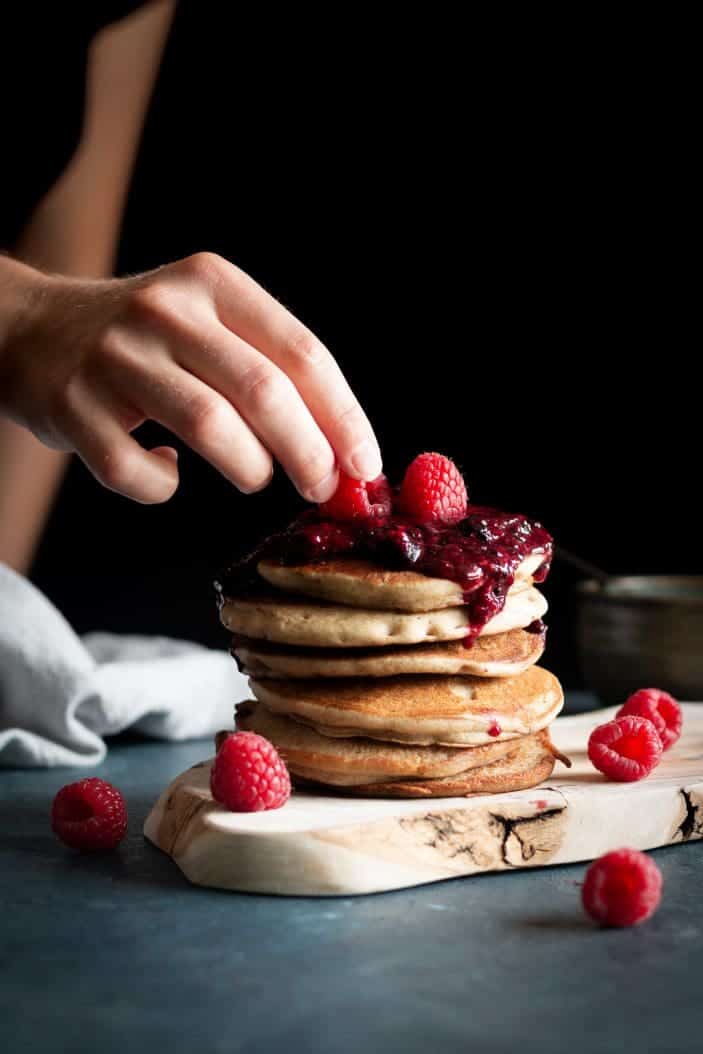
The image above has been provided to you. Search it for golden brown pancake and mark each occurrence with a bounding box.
[219,587,548,648]
[249,665,564,746]
[235,700,519,784]
[257,553,542,612]
[233,627,545,679]
[234,703,557,797]
[292,730,557,798]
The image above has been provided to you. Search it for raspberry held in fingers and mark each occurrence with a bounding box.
[366,473,393,512]
[319,471,392,521]
[51,778,128,850]
[587,715,663,781]
[319,472,370,519]
[582,849,663,927]
[617,688,682,751]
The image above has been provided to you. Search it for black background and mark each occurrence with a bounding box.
[6,6,697,687]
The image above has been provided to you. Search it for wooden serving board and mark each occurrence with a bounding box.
[144,705,703,896]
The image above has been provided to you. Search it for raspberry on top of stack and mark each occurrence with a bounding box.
[215,454,569,798]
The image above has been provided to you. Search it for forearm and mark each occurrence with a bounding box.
[0,9,379,564]
[0,257,67,572]
[0,2,176,572]
[0,256,43,369]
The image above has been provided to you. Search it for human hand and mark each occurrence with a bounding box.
[0,254,381,503]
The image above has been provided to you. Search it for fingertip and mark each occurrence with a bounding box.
[236,463,275,494]
[345,440,383,482]
[303,466,339,504]
[145,447,180,503]
[151,445,179,464]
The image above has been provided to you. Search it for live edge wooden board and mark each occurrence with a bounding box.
[144,705,703,896]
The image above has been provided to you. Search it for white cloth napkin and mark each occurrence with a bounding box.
[0,563,249,768]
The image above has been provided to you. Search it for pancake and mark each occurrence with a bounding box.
[233,627,546,679]
[291,730,557,798]
[235,700,520,784]
[220,586,548,648]
[234,704,557,797]
[249,665,564,746]
[257,553,543,612]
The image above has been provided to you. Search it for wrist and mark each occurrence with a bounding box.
[0,259,61,425]
[0,254,52,341]
[0,257,54,398]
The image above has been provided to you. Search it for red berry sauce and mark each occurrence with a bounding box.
[216,505,552,643]
[525,618,546,635]
[487,719,502,737]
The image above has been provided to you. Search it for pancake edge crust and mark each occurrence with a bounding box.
[219,588,548,648]
[257,553,543,612]
[289,731,556,798]
[234,701,521,783]
[232,627,546,679]
[248,666,565,747]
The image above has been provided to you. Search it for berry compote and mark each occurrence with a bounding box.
[215,505,552,644]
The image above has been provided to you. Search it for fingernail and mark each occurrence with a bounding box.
[151,445,179,464]
[148,457,179,502]
[350,441,382,480]
[306,468,339,504]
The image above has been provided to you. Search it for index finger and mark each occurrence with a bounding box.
[202,256,382,481]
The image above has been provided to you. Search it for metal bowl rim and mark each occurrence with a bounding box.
[577,574,703,606]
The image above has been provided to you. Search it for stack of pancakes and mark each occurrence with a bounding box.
[218,551,567,798]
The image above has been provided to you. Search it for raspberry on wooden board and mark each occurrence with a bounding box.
[587,715,663,782]
[617,688,682,751]
[210,731,291,812]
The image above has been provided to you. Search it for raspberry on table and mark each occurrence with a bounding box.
[51,777,128,851]
[582,848,663,927]
[210,731,291,812]
[319,471,391,521]
[617,688,682,751]
[398,452,468,525]
[587,715,663,782]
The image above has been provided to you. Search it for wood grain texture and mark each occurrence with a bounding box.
[144,705,703,896]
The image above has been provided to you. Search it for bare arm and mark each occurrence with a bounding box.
[0,0,176,571]
[0,1,381,570]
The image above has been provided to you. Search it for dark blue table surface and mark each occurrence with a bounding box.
[2,697,702,1054]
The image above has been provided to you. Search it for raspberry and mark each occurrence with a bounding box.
[617,688,682,751]
[398,452,468,525]
[210,731,291,812]
[582,849,663,927]
[366,473,393,512]
[587,715,663,782]
[51,778,127,851]
[318,470,391,521]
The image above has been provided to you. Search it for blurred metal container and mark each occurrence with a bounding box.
[577,575,703,704]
